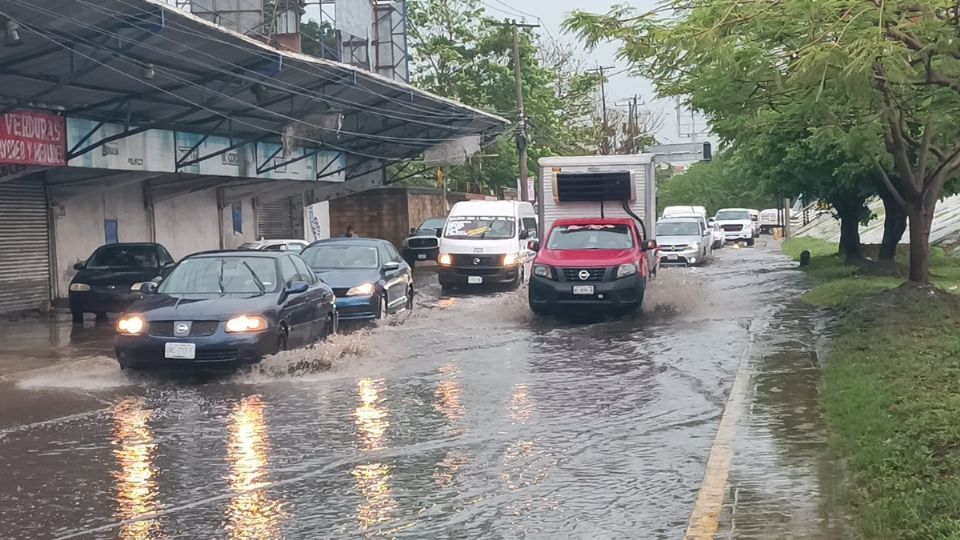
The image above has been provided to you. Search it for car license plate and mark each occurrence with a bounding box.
[165,342,196,359]
[667,253,679,260]
[468,276,483,284]
[417,253,427,260]
[573,285,595,295]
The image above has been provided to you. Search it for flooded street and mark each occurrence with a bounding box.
[0,244,820,539]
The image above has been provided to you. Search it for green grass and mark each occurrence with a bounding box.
[784,237,960,538]
[822,286,960,539]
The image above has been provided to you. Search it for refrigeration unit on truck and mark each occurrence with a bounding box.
[528,155,659,315]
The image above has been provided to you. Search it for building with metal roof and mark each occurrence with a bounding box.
[0,0,508,313]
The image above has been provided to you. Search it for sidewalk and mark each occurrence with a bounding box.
[710,300,857,538]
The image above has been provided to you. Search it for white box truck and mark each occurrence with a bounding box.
[538,154,656,245]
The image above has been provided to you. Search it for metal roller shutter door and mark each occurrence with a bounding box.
[0,179,50,313]
[258,197,303,239]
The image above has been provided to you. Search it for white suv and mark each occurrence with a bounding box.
[714,208,755,246]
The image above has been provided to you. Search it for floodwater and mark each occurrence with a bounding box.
[0,243,820,539]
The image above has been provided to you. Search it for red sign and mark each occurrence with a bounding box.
[0,110,66,166]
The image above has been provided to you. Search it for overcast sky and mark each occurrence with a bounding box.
[303,0,715,148]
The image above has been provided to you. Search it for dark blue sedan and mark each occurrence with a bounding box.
[114,250,337,370]
[301,238,413,321]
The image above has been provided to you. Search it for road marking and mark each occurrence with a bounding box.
[684,336,755,539]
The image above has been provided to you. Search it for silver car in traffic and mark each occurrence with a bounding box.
[656,217,712,266]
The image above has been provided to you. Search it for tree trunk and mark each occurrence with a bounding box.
[878,189,907,261]
[833,199,863,261]
[906,200,935,284]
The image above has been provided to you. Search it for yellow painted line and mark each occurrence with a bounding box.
[684,339,755,539]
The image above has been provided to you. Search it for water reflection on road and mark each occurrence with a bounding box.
[0,245,814,538]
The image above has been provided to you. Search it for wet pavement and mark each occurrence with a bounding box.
[0,242,850,539]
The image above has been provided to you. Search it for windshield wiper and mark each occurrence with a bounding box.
[241,261,266,294]
[218,260,225,295]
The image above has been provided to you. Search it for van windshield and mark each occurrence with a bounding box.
[444,216,516,240]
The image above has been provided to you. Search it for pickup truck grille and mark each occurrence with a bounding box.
[560,268,607,282]
[407,238,438,249]
[721,224,743,232]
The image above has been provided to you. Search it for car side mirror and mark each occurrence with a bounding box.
[644,240,658,251]
[435,228,443,238]
[133,281,158,294]
[519,229,529,240]
[383,261,402,271]
[286,281,309,295]
[73,262,84,271]
[410,227,416,234]
[528,240,540,252]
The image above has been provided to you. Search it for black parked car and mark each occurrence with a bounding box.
[114,250,336,370]
[69,243,176,324]
[402,217,446,267]
[301,238,413,321]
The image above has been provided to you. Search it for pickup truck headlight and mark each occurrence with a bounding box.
[533,264,552,278]
[616,263,638,278]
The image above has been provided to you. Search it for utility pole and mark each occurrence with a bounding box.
[494,19,540,201]
[588,65,616,155]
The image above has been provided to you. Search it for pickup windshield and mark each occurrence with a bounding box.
[158,256,277,295]
[716,210,750,221]
[657,221,701,236]
[548,224,633,250]
[444,216,516,240]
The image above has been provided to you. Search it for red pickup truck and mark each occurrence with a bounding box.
[527,217,657,316]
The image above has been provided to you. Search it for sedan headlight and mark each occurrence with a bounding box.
[438,253,452,266]
[687,244,700,250]
[69,283,91,292]
[226,315,268,333]
[346,283,375,297]
[616,263,638,278]
[502,253,520,266]
[117,316,145,335]
[533,264,552,278]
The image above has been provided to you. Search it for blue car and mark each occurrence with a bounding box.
[114,250,337,370]
[301,238,413,321]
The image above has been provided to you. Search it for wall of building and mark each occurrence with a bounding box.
[220,197,259,249]
[153,188,222,260]
[52,182,151,298]
[329,188,409,248]
[406,189,451,232]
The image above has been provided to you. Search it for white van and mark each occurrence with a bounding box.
[437,200,538,292]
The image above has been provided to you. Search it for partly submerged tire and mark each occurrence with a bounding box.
[71,311,83,325]
[405,287,414,312]
[274,328,288,354]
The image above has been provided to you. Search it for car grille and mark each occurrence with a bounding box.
[721,224,743,232]
[408,238,438,249]
[560,268,607,282]
[452,254,502,266]
[148,321,220,337]
[659,245,686,252]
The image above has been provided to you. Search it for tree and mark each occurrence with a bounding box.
[566,0,960,283]
[406,0,600,193]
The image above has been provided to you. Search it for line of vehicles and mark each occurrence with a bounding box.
[66,151,783,372]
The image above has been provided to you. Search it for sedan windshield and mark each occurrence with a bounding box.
[716,210,750,221]
[657,221,702,236]
[444,216,516,240]
[158,257,278,295]
[548,224,633,250]
[86,246,159,269]
[302,245,379,269]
